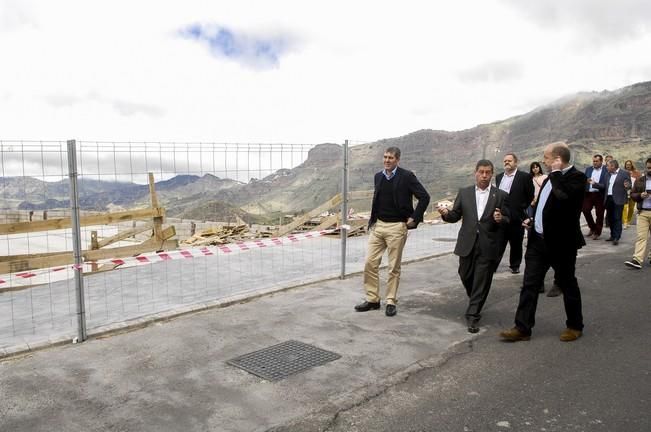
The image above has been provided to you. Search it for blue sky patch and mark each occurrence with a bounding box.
[180,23,294,70]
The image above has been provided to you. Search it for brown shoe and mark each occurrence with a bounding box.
[559,328,582,342]
[499,327,531,342]
[592,234,600,240]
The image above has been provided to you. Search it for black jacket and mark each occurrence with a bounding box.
[496,170,534,223]
[442,185,510,259]
[369,166,430,228]
[533,166,586,251]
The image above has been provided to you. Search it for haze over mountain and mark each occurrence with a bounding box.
[2,81,650,221]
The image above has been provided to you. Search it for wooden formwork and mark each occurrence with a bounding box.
[0,173,177,276]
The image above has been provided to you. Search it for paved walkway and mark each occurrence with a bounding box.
[1,225,648,431]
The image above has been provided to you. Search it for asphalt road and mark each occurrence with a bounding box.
[284,236,651,432]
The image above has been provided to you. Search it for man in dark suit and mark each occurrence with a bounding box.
[355,146,430,317]
[604,159,632,245]
[500,142,586,342]
[438,159,510,333]
[582,154,608,239]
[496,153,534,274]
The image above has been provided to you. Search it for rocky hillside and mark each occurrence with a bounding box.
[212,80,651,212]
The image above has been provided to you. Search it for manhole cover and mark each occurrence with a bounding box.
[227,340,341,381]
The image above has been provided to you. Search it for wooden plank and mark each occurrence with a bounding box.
[83,238,178,261]
[96,223,154,248]
[276,194,342,237]
[314,213,340,231]
[148,173,160,208]
[148,172,164,241]
[0,250,67,263]
[0,207,165,235]
[0,226,177,274]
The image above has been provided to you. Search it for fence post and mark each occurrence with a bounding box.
[340,140,349,279]
[67,139,87,342]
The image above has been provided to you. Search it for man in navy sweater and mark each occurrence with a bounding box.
[355,147,430,317]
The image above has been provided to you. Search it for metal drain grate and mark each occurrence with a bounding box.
[227,340,341,381]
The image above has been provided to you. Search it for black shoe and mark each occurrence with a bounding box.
[510,267,520,274]
[605,237,614,241]
[354,301,380,312]
[467,319,480,333]
[538,284,545,294]
[385,304,397,317]
[613,239,619,245]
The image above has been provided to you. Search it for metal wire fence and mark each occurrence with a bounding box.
[0,140,459,354]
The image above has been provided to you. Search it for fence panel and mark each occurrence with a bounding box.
[1,140,460,354]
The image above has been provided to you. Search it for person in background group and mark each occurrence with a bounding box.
[496,153,534,274]
[438,160,510,333]
[530,161,547,206]
[624,157,651,269]
[622,160,641,229]
[500,142,586,343]
[604,159,631,246]
[355,146,430,317]
[603,155,614,228]
[582,154,608,240]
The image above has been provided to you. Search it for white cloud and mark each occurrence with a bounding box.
[0,0,650,144]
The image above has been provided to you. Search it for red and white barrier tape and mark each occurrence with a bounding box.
[0,229,335,286]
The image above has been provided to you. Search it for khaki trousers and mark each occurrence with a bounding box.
[363,220,409,305]
[633,210,651,263]
[623,198,636,225]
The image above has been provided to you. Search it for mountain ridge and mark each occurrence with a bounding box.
[2,81,650,220]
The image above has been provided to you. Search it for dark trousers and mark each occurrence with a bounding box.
[459,236,497,323]
[605,196,624,240]
[498,220,525,270]
[514,231,584,334]
[582,192,605,235]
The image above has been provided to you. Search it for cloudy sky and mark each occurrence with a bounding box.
[1,0,651,144]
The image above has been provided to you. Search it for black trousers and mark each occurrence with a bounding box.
[582,192,605,235]
[605,196,624,240]
[514,231,584,334]
[498,220,525,270]
[459,236,497,323]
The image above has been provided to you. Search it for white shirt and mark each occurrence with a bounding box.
[534,165,573,235]
[498,171,515,194]
[607,168,619,196]
[475,186,490,219]
[644,177,651,209]
[589,167,602,192]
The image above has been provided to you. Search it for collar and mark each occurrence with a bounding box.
[383,166,398,177]
[475,185,490,193]
[503,170,516,177]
